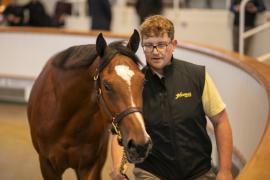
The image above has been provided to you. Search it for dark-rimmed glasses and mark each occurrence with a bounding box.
[142,41,171,53]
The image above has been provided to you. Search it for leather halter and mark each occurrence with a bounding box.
[93,48,142,145]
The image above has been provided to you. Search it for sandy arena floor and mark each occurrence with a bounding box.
[0,102,134,180]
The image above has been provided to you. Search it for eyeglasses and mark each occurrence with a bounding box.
[142,41,171,53]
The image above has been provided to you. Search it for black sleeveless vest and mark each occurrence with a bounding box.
[137,59,212,180]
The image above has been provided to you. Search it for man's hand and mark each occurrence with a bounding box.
[216,169,233,180]
[109,164,128,180]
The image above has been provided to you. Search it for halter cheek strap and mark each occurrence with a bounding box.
[111,107,142,145]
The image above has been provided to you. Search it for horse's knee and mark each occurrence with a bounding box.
[39,155,62,180]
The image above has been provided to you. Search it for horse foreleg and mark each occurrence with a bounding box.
[77,157,106,180]
[75,169,80,180]
[39,155,62,180]
[76,166,101,180]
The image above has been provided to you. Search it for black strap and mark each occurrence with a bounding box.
[114,107,142,125]
[111,107,142,135]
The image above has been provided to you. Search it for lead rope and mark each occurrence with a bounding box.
[111,119,129,179]
[120,149,129,180]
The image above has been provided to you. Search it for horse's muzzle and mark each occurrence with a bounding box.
[125,138,152,163]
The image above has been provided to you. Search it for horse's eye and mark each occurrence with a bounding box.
[103,82,112,91]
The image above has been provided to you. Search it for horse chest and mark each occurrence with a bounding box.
[47,132,109,168]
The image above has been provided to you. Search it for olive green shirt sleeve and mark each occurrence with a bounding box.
[202,72,226,118]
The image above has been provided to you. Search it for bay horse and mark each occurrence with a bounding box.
[27,30,152,180]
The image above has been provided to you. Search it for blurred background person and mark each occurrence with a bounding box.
[2,0,24,26]
[135,0,163,23]
[52,0,72,27]
[87,0,112,31]
[230,0,266,53]
[23,0,52,27]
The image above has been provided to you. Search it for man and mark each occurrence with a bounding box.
[87,0,112,30]
[23,0,53,27]
[3,0,24,26]
[230,0,266,53]
[111,15,233,180]
[52,0,72,27]
[135,0,163,23]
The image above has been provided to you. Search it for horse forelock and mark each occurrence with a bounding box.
[108,41,143,67]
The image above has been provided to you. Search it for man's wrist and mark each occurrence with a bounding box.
[218,166,232,173]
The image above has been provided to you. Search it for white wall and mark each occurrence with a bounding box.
[165,9,233,50]
[0,32,125,77]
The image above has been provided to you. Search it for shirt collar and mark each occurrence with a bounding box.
[155,56,174,78]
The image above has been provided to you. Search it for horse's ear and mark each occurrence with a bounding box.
[96,33,107,57]
[127,29,140,53]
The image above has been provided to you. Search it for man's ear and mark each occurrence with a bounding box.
[172,39,178,48]
[96,33,107,57]
[127,29,140,53]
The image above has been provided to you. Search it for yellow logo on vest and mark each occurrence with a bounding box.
[175,92,192,99]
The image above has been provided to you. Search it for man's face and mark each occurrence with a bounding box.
[142,33,177,74]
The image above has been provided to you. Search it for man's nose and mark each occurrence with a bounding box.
[152,46,159,54]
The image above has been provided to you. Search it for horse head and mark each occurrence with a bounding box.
[94,30,152,163]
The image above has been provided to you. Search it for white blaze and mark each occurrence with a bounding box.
[115,65,134,86]
[115,65,149,140]
[114,65,135,105]
[135,112,150,140]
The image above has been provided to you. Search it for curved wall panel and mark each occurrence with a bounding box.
[174,47,268,160]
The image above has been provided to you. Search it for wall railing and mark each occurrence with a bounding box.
[239,0,270,56]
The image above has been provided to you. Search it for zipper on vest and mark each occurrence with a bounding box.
[164,79,178,162]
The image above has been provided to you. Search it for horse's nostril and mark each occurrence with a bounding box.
[127,139,135,150]
[127,138,152,160]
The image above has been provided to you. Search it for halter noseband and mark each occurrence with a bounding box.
[93,48,142,145]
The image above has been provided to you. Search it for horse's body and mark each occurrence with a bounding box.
[27,31,152,180]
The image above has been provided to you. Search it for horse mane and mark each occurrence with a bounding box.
[52,41,143,69]
[52,44,98,69]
